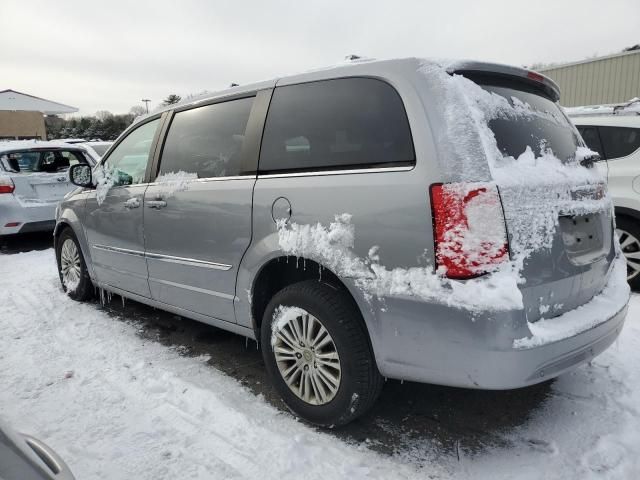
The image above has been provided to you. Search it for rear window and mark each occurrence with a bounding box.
[474,78,580,162]
[0,150,87,173]
[598,126,640,159]
[259,78,415,173]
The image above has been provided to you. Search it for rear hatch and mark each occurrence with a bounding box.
[459,70,614,321]
[0,149,83,204]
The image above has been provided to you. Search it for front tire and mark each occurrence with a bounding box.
[56,228,93,301]
[261,280,383,427]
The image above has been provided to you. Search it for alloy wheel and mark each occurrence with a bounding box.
[616,228,640,281]
[60,238,82,291]
[272,309,342,405]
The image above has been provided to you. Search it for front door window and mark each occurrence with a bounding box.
[98,119,159,188]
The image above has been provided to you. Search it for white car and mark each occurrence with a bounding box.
[568,99,640,288]
[79,141,113,162]
[0,141,95,237]
[56,138,87,144]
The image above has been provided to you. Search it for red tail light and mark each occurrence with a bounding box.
[527,71,545,83]
[0,177,15,194]
[430,183,509,279]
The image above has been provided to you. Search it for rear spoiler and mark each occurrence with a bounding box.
[446,61,561,102]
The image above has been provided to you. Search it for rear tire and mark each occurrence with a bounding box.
[56,228,93,301]
[616,216,640,291]
[261,280,383,427]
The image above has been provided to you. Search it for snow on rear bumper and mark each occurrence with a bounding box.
[366,254,629,390]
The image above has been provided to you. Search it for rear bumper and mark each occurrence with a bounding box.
[0,195,57,235]
[375,300,627,389]
[368,256,630,389]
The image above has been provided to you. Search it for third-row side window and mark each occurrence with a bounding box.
[259,78,415,173]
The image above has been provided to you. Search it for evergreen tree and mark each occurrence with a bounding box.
[162,94,182,106]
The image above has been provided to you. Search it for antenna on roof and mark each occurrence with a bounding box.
[345,54,361,61]
[230,83,239,87]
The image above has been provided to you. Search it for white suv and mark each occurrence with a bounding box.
[568,100,640,289]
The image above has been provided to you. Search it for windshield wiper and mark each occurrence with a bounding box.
[579,153,600,168]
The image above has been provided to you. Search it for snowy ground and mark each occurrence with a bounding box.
[1,247,639,479]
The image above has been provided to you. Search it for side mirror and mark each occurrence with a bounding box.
[69,164,93,188]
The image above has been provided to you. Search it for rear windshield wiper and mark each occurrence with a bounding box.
[579,153,600,168]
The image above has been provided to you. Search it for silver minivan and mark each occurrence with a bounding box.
[55,58,630,426]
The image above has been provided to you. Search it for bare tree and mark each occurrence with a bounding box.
[129,105,147,117]
[95,110,113,121]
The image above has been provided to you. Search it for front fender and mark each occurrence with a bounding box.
[55,194,94,279]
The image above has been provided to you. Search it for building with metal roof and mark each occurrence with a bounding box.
[539,48,640,107]
[0,89,78,140]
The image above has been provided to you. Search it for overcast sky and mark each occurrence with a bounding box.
[2,0,639,116]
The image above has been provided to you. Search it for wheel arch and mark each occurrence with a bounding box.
[615,206,640,223]
[53,216,94,279]
[249,256,379,356]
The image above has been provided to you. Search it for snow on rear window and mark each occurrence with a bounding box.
[417,61,609,262]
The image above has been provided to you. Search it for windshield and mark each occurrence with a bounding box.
[478,82,580,162]
[89,144,110,156]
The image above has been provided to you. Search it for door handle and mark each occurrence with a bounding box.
[147,200,167,209]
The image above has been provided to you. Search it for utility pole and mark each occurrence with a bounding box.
[141,99,151,114]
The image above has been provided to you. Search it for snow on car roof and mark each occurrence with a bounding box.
[80,141,113,147]
[565,98,640,117]
[0,139,85,154]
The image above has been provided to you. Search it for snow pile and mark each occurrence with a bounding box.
[513,253,629,348]
[62,275,80,293]
[278,214,522,312]
[565,98,640,117]
[155,171,197,198]
[92,168,197,205]
[0,249,425,480]
[124,197,140,209]
[271,306,308,347]
[277,214,372,281]
[93,164,117,205]
[434,183,508,276]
